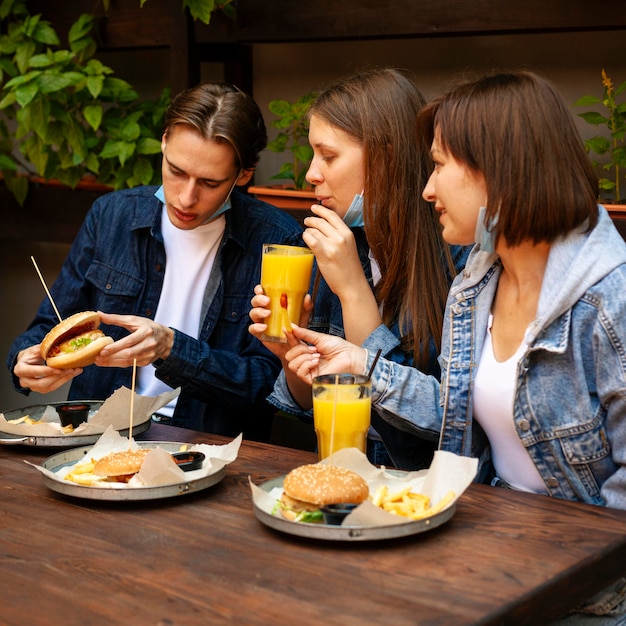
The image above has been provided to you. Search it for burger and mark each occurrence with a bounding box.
[40,311,114,369]
[278,463,369,523]
[93,448,151,483]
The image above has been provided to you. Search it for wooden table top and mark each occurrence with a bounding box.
[2,421,626,626]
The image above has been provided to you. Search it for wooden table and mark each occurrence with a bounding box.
[2,422,626,625]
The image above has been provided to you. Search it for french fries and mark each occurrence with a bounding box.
[7,415,39,425]
[370,485,456,520]
[64,459,100,486]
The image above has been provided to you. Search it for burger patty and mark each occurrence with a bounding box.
[48,330,106,357]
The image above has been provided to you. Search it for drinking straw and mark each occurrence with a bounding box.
[31,256,62,323]
[366,348,382,380]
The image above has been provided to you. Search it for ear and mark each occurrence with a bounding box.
[236,168,254,186]
[161,133,167,154]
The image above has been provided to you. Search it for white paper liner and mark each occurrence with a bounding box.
[0,386,180,437]
[250,447,478,527]
[28,426,242,489]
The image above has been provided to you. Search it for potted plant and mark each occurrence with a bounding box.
[248,92,318,212]
[0,1,172,206]
[0,0,237,208]
[575,69,626,218]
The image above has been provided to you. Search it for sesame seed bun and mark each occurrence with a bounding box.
[93,449,151,479]
[40,311,113,369]
[280,464,369,520]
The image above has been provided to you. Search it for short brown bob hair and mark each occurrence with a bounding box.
[417,71,599,247]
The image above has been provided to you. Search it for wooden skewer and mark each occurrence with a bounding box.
[31,256,62,323]
[129,358,137,449]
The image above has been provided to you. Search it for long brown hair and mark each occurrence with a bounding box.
[310,68,454,368]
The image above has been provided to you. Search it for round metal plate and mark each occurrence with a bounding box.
[0,401,151,447]
[253,473,456,542]
[39,441,225,501]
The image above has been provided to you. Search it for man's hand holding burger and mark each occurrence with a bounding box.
[14,345,82,394]
[95,312,175,368]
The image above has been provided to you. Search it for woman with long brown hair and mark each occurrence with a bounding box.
[250,67,469,468]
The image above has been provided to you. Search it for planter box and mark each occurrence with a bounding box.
[248,185,317,226]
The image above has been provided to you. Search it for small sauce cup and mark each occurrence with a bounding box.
[55,403,91,428]
[320,503,359,525]
[171,451,205,472]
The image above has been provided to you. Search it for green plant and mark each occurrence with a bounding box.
[123,0,237,24]
[575,69,626,204]
[0,0,170,205]
[266,92,317,190]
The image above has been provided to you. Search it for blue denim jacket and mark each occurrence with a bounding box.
[268,227,470,468]
[364,207,626,511]
[8,186,303,439]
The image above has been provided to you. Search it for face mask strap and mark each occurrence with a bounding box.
[202,171,241,224]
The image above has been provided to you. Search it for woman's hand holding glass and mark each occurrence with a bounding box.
[248,285,314,359]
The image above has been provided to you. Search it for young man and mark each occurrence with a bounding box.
[8,83,303,441]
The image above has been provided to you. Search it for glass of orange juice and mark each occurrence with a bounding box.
[312,374,372,461]
[261,244,314,343]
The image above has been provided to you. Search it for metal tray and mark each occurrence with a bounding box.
[0,401,151,447]
[39,441,226,501]
[253,473,456,542]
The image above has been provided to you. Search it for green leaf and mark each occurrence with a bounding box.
[293,144,313,164]
[84,104,103,131]
[133,157,154,185]
[578,111,608,126]
[120,119,141,142]
[136,137,162,154]
[85,151,99,174]
[14,39,35,74]
[574,95,602,107]
[14,81,38,106]
[32,21,59,46]
[0,153,17,169]
[37,72,76,94]
[184,0,216,24]
[68,14,94,44]
[5,174,29,206]
[585,136,611,155]
[86,74,103,98]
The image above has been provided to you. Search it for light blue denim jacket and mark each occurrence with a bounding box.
[364,206,626,511]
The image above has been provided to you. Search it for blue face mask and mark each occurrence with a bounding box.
[474,205,498,253]
[342,191,365,228]
[154,176,239,225]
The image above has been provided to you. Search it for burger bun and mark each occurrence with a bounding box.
[40,311,114,369]
[280,464,369,521]
[93,448,151,481]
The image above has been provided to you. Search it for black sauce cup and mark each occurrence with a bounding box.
[55,403,91,428]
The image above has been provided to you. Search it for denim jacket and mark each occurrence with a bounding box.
[268,227,470,468]
[8,186,303,439]
[364,207,626,510]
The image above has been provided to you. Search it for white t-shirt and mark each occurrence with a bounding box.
[136,208,225,416]
[472,315,545,492]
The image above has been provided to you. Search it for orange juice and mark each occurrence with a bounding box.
[261,244,314,343]
[313,375,371,460]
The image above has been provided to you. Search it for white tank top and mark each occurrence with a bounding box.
[472,315,545,492]
[136,208,225,416]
